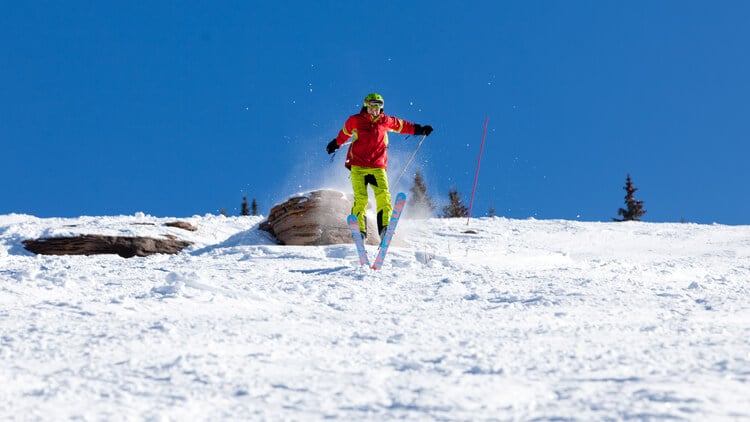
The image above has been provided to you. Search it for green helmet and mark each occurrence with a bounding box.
[363,93,384,108]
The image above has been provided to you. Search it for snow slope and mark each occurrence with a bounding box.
[1,212,749,420]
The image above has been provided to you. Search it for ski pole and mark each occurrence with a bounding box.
[467,116,489,225]
[393,135,427,186]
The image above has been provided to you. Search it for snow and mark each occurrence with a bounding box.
[1,212,749,420]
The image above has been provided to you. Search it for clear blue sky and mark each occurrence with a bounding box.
[3,2,749,224]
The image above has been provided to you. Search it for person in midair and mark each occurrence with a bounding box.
[326,93,433,240]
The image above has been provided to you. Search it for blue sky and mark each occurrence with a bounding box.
[3,2,749,224]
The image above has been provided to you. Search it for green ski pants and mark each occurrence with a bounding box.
[350,165,392,235]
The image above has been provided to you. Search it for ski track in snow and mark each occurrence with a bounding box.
[1,213,750,420]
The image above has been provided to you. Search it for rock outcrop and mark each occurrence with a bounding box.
[22,235,193,258]
[165,221,198,231]
[260,189,379,246]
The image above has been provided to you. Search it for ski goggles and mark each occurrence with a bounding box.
[366,99,384,108]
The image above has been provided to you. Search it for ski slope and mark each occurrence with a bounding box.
[1,212,749,420]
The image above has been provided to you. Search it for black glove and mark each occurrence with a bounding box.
[326,139,339,154]
[413,124,433,136]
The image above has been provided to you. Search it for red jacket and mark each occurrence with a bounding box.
[335,109,416,169]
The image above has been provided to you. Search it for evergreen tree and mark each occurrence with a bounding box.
[241,196,250,216]
[251,198,258,216]
[406,170,436,219]
[441,187,469,218]
[614,174,646,221]
[488,203,496,218]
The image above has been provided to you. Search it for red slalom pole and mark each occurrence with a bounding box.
[467,116,489,225]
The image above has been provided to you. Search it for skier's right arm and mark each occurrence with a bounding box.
[326,117,356,154]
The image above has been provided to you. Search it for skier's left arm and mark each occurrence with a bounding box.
[385,116,433,136]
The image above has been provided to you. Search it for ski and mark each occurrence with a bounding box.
[347,214,370,266]
[371,192,407,270]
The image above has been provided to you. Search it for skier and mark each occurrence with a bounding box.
[326,93,433,240]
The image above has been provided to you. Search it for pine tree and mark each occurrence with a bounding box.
[488,203,496,218]
[251,198,258,216]
[441,187,469,218]
[406,171,436,219]
[614,174,646,221]
[241,196,250,216]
